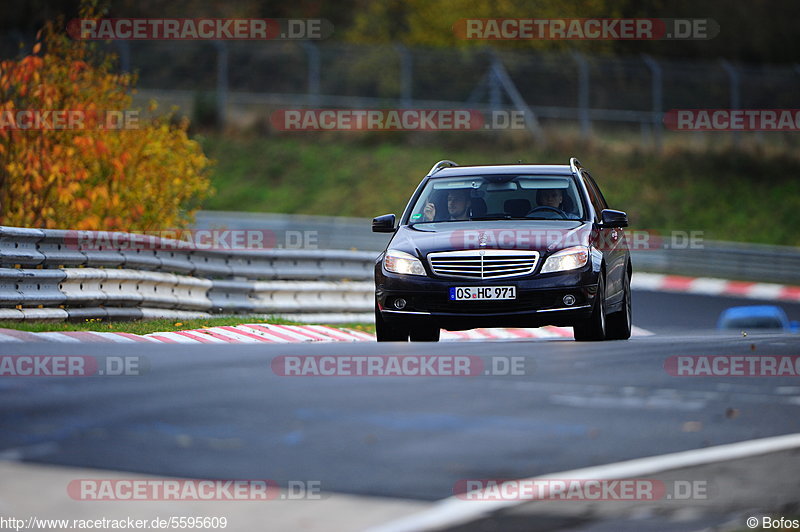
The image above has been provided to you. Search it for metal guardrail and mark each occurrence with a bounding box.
[630,240,800,285]
[2,217,799,322]
[0,226,377,321]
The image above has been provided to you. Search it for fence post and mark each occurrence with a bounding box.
[467,71,489,104]
[214,41,228,128]
[114,40,131,73]
[642,54,663,152]
[720,60,741,147]
[572,52,591,139]
[489,53,545,144]
[488,61,502,113]
[394,44,413,108]
[302,42,321,106]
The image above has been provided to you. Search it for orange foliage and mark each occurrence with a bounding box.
[0,6,212,231]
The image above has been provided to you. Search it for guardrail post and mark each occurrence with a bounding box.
[214,41,228,128]
[720,60,741,147]
[395,44,413,108]
[302,42,321,106]
[572,52,591,139]
[642,54,663,152]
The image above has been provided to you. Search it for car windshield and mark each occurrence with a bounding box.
[408,175,584,224]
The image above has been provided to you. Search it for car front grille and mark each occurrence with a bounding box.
[427,250,539,279]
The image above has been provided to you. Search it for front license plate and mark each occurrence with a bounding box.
[449,286,517,301]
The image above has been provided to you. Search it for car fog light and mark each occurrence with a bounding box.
[563,294,576,306]
[393,298,407,310]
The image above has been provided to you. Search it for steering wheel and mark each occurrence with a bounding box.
[528,205,569,219]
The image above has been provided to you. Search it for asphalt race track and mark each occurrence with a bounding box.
[1,290,799,505]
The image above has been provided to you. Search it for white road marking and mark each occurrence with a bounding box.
[368,432,800,532]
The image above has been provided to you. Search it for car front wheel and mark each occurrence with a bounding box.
[605,269,632,340]
[573,275,607,341]
[375,303,409,342]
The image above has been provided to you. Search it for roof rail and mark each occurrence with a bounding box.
[427,160,458,176]
[569,157,583,174]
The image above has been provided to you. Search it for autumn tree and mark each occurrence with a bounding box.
[0,3,212,231]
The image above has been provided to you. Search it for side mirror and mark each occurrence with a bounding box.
[372,214,396,233]
[600,209,628,228]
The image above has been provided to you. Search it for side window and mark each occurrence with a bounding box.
[581,171,604,220]
[584,172,609,210]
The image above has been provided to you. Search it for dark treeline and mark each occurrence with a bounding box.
[1,0,797,64]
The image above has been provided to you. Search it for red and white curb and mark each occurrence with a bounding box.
[0,324,373,344]
[632,272,800,302]
[0,324,651,343]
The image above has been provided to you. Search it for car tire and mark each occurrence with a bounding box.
[573,275,607,341]
[606,269,632,340]
[375,303,409,342]
[409,324,440,342]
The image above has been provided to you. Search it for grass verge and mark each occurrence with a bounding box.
[199,132,800,246]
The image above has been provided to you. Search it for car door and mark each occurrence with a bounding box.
[582,171,626,303]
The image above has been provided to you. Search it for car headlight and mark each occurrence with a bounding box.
[384,250,426,276]
[540,246,589,274]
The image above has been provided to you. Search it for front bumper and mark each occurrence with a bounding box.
[375,264,599,330]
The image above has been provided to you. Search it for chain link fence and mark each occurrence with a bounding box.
[3,35,800,146]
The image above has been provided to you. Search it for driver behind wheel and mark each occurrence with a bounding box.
[423,189,471,222]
